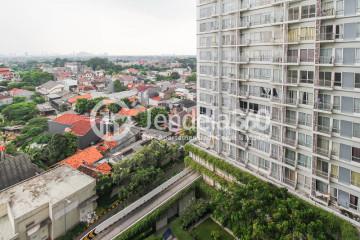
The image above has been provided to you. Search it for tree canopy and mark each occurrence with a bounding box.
[2,102,38,122]
[134,107,169,129]
[20,69,54,86]
[113,80,127,92]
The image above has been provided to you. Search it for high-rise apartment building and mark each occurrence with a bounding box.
[196,0,360,225]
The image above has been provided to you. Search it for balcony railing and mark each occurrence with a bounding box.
[284,137,296,146]
[315,169,329,179]
[319,56,334,64]
[320,8,335,17]
[315,124,331,134]
[287,56,298,63]
[285,97,297,105]
[271,134,281,142]
[316,147,329,156]
[285,117,297,125]
[317,79,332,88]
[284,178,296,187]
[286,77,298,84]
[315,102,332,111]
[284,157,296,167]
[320,32,334,41]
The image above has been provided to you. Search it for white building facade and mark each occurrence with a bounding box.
[196,0,360,225]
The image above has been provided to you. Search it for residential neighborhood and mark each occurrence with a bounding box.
[2,0,360,240]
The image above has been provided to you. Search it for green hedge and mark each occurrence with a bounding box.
[185,144,360,240]
[115,183,198,240]
[185,144,260,185]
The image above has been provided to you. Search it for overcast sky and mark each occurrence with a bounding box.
[0,0,196,56]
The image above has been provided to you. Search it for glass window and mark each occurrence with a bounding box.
[354,98,360,113]
[355,73,360,88]
[351,171,360,188]
[334,72,342,86]
[301,5,316,19]
[353,147,360,163]
[298,153,312,168]
[333,119,340,133]
[331,165,339,178]
[298,133,312,147]
[354,123,360,138]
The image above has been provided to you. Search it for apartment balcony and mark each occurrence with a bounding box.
[284,157,296,167]
[316,79,332,88]
[288,13,299,21]
[287,56,299,64]
[286,77,298,85]
[271,113,282,122]
[284,137,296,147]
[238,56,250,63]
[314,102,332,112]
[314,169,330,180]
[314,124,331,135]
[319,32,335,41]
[271,96,282,104]
[284,177,296,187]
[319,56,334,65]
[285,97,297,106]
[319,8,335,17]
[272,77,283,84]
[316,147,330,157]
[285,117,297,126]
[271,134,281,142]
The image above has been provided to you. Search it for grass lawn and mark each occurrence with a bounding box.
[146,218,234,240]
[190,218,234,240]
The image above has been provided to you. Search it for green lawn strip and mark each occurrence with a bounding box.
[190,218,234,240]
[170,218,194,240]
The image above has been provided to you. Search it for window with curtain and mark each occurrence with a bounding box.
[335,48,343,63]
[351,171,360,188]
[288,28,299,42]
[331,165,339,178]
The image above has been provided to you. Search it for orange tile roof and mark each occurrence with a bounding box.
[96,162,112,175]
[62,146,103,169]
[151,96,161,101]
[70,119,92,136]
[68,94,92,104]
[53,114,87,126]
[119,107,146,117]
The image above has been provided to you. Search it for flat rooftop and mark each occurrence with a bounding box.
[0,165,95,220]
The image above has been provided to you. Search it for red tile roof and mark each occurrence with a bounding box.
[0,68,10,73]
[136,85,152,93]
[62,146,103,169]
[9,88,24,95]
[119,106,146,117]
[68,94,92,104]
[53,114,87,126]
[151,96,161,101]
[96,162,112,175]
[70,119,92,136]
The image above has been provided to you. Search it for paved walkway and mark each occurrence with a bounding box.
[84,169,200,240]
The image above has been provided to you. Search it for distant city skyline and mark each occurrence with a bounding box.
[0,0,196,56]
